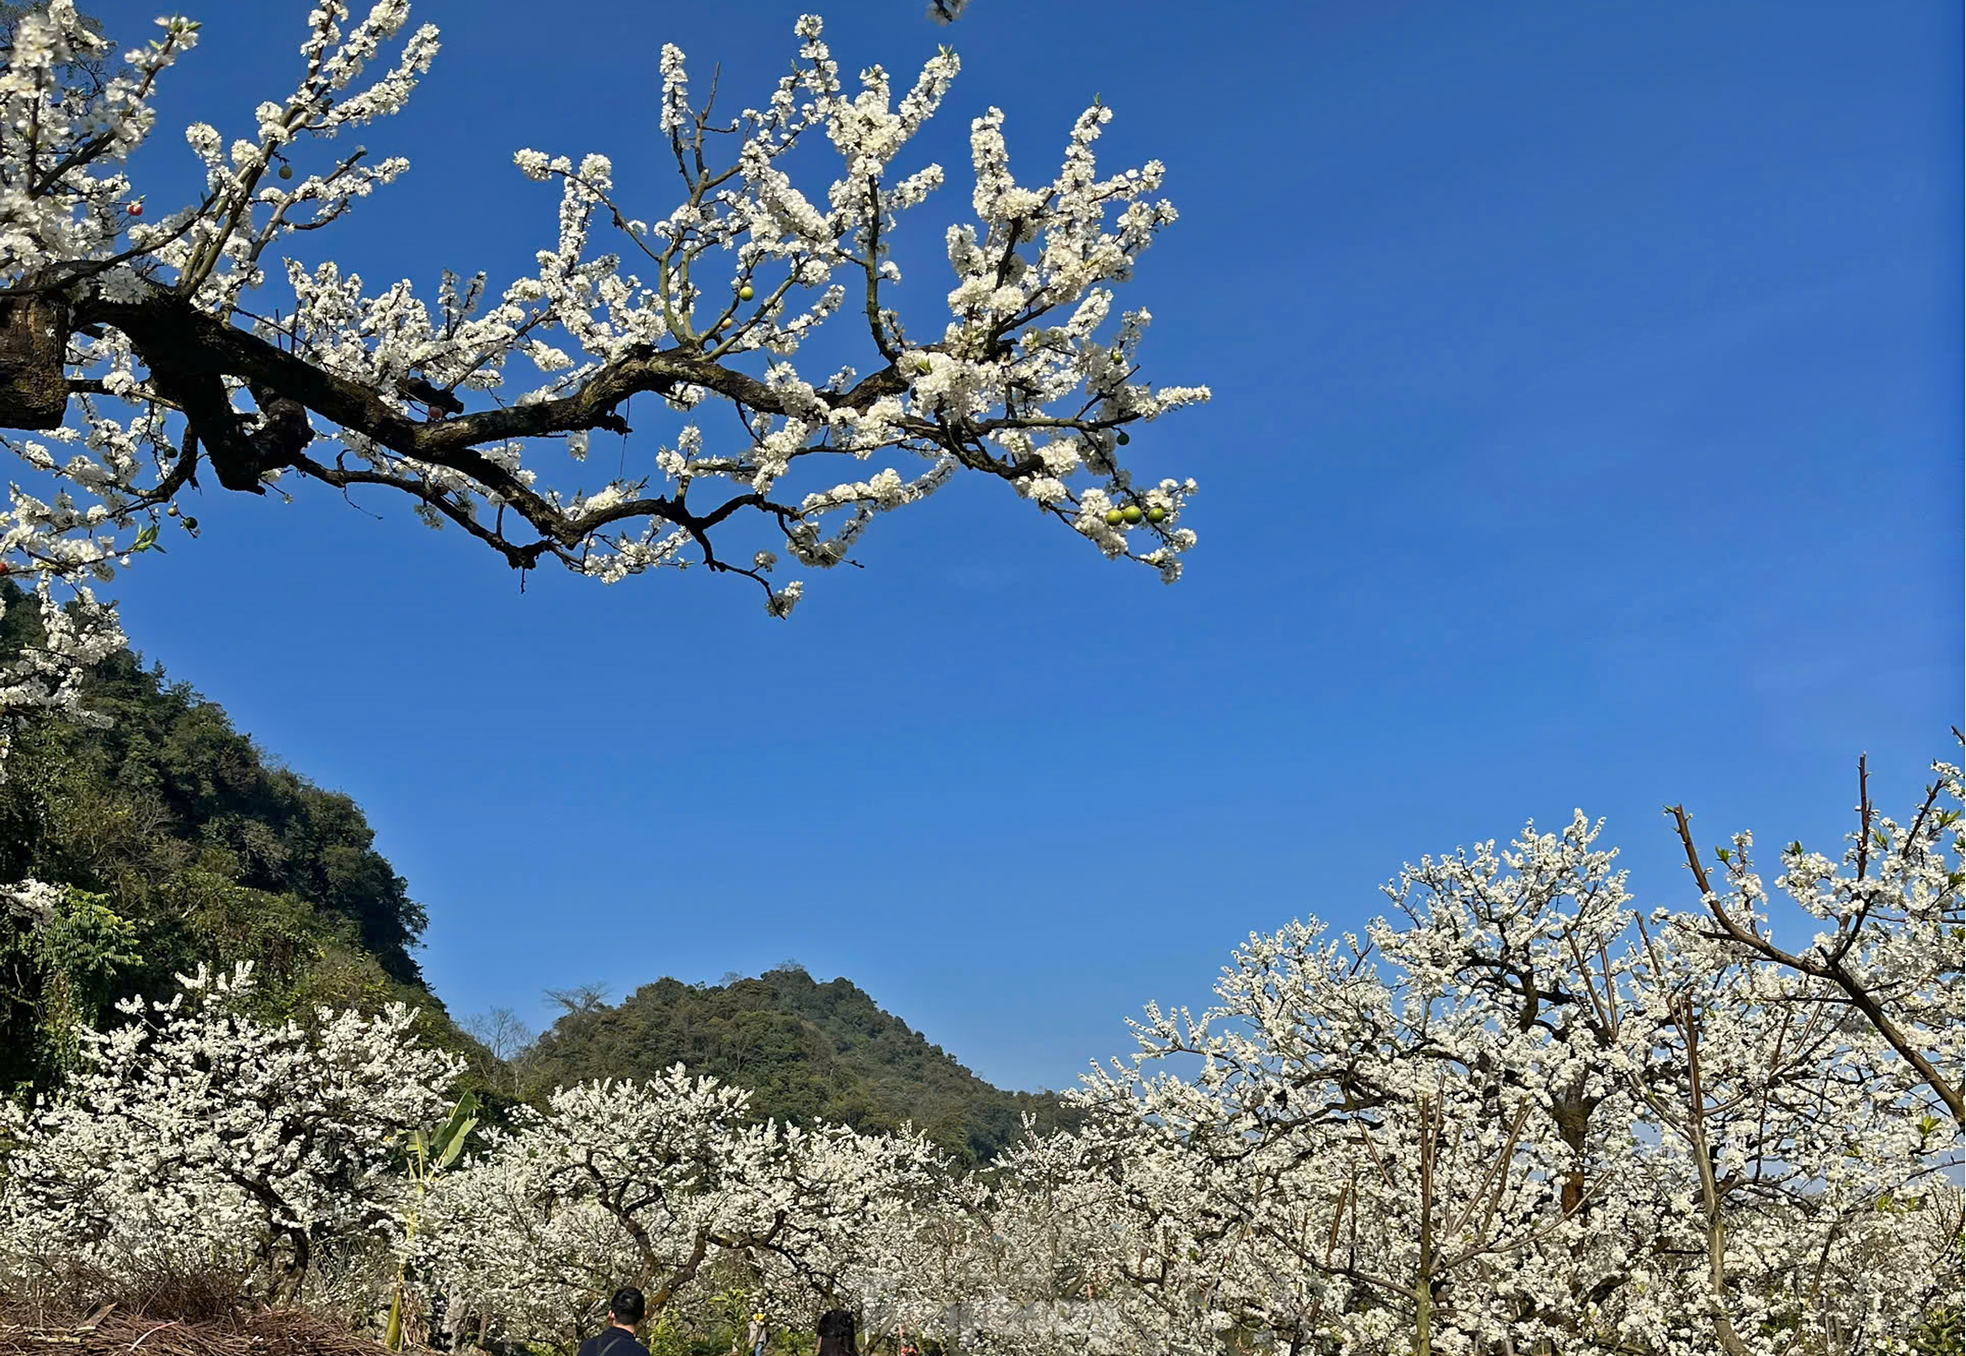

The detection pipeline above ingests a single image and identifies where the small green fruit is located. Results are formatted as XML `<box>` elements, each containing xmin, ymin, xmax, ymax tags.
<box><xmin>181</xmin><ymin>516</ymin><xmax>198</xmax><ymax>530</ymax></box>
<box><xmin>738</xmin><ymin>284</ymin><xmax>755</xmax><ymax>301</ymax></box>
<box><xmin>278</xmin><ymin>163</ymin><xmax>294</xmax><ymax>180</ymax></box>
<box><xmin>1146</xmin><ymin>506</ymin><xmax>1166</xmax><ymax>523</ymax></box>
<box><xmin>1104</xmin><ymin>508</ymin><xmax>1125</xmax><ymax>526</ymax></box>
<box><xmin>1121</xmin><ymin>505</ymin><xmax>1144</xmax><ymax>524</ymax></box>
<box><xmin>1115</xmin><ymin>431</ymin><xmax>1130</xmax><ymax>445</ymax></box>
<box><xmin>166</xmin><ymin>505</ymin><xmax>179</xmax><ymax>517</ymax></box>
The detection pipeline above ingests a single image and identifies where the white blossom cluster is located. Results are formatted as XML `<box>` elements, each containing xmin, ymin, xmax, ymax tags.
<box><xmin>0</xmin><ymin>961</ymin><xmax>461</xmax><ymax>1303</ymax></box>
<box><xmin>1056</xmin><ymin>762</ymin><xmax>1965</xmax><ymax>1356</ymax></box>
<box><xmin>0</xmin><ymin>1</ymin><xmax>1210</xmax><ymax>778</ymax></box>
<box><xmin>1</xmin><ymin>759</ymin><xmax>1956</xmax><ymax>1355</ymax></box>
<box><xmin>413</xmin><ymin>1066</ymin><xmax>944</xmax><ymax>1341</ymax></box>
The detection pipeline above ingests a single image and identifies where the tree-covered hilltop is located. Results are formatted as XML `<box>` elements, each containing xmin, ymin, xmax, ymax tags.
<box><xmin>524</xmin><ymin>965</ymin><xmax>1084</xmax><ymax>1164</ymax></box>
<box><xmin>0</xmin><ymin>579</ymin><xmax>480</xmax><ymax>1098</ymax></box>
<box><xmin>0</xmin><ymin>583</ymin><xmax>1077</xmax><ymax>1157</ymax></box>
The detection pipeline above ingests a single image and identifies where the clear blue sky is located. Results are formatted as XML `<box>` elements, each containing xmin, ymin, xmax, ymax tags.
<box><xmin>72</xmin><ymin>0</ymin><xmax>1961</xmax><ymax>1091</ymax></box>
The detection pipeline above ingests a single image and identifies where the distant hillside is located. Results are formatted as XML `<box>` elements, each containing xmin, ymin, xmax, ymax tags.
<box><xmin>525</xmin><ymin>965</ymin><xmax>1084</xmax><ymax>1164</ymax></box>
<box><xmin>0</xmin><ymin>587</ymin><xmax>1079</xmax><ymax>1153</ymax></box>
<box><xmin>0</xmin><ymin>580</ymin><xmax>485</xmax><ymax>1098</ymax></box>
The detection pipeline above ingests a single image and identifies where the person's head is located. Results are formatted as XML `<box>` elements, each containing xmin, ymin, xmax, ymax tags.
<box><xmin>608</xmin><ymin>1287</ymin><xmax>646</xmax><ymax>1329</ymax></box>
<box><xmin>815</xmin><ymin>1309</ymin><xmax>857</xmax><ymax>1356</ymax></box>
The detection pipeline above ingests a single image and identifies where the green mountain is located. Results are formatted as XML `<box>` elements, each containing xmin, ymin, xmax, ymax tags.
<box><xmin>0</xmin><ymin>580</ymin><xmax>479</xmax><ymax>1097</ymax></box>
<box><xmin>0</xmin><ymin>584</ymin><xmax>1076</xmax><ymax>1155</ymax></box>
<box><xmin>524</xmin><ymin>966</ymin><xmax>1084</xmax><ymax>1164</ymax></box>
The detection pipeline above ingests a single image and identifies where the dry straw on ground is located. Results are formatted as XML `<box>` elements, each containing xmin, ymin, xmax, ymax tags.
<box><xmin>0</xmin><ymin>1306</ymin><xmax>435</xmax><ymax>1356</ymax></box>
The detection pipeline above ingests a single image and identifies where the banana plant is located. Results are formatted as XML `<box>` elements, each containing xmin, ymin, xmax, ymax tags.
<box><xmin>385</xmin><ymin>1091</ymin><xmax>480</xmax><ymax>1350</ymax></box>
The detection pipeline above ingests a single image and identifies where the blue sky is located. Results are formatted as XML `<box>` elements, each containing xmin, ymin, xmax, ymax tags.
<box><xmin>67</xmin><ymin>0</ymin><xmax>1962</xmax><ymax>1091</ymax></box>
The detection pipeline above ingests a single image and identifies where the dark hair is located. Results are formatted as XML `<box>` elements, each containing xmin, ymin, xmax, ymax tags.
<box><xmin>609</xmin><ymin>1288</ymin><xmax>646</xmax><ymax>1325</ymax></box>
<box><xmin>816</xmin><ymin>1310</ymin><xmax>857</xmax><ymax>1356</ymax></box>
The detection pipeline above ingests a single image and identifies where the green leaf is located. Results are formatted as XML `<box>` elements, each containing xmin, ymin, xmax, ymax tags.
<box><xmin>434</xmin><ymin>1090</ymin><xmax>481</xmax><ymax>1169</ymax></box>
<box><xmin>438</xmin><ymin>1119</ymin><xmax>478</xmax><ymax>1169</ymax></box>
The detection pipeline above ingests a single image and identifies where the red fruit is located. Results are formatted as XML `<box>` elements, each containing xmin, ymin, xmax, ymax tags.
<box><xmin>126</xmin><ymin>202</ymin><xmax>143</xmax><ymax>218</ymax></box>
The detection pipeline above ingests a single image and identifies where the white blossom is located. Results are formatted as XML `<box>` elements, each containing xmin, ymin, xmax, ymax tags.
<box><xmin>0</xmin><ymin>7</ymin><xmax>1210</xmax><ymax>777</ymax></box>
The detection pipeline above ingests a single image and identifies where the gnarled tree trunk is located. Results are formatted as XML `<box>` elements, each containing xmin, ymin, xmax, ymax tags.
<box><xmin>0</xmin><ymin>276</ymin><xmax>72</xmax><ymax>430</ymax></box>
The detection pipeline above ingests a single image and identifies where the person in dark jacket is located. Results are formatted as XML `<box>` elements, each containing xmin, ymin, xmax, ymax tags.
<box><xmin>815</xmin><ymin>1310</ymin><xmax>856</xmax><ymax>1356</ymax></box>
<box><xmin>578</xmin><ymin>1288</ymin><xmax>651</xmax><ymax>1356</ymax></box>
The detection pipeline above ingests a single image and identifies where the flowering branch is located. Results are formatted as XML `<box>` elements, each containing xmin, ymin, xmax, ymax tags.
<box><xmin>0</xmin><ymin>1</ymin><xmax>1209</xmax><ymax>770</ymax></box>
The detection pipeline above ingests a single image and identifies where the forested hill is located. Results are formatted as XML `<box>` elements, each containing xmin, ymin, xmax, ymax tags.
<box><xmin>525</xmin><ymin>966</ymin><xmax>1085</xmax><ymax>1164</ymax></box>
<box><xmin>0</xmin><ymin>585</ymin><xmax>1076</xmax><ymax>1156</ymax></box>
<box><xmin>0</xmin><ymin>579</ymin><xmax>480</xmax><ymax>1097</ymax></box>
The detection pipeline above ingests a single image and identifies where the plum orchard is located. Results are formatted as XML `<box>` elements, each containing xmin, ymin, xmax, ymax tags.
<box><xmin>2</xmin><ymin>750</ymin><xmax>1959</xmax><ymax>1356</ymax></box>
<box><xmin>0</xmin><ymin>1</ymin><xmax>1206</xmax><ymax>762</ymax></box>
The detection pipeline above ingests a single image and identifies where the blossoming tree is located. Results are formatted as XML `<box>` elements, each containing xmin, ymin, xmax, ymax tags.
<box><xmin>0</xmin><ymin>0</ymin><xmax>1207</xmax><ymax>761</ymax></box>
<box><xmin>0</xmin><ymin>961</ymin><xmax>461</xmax><ymax>1306</ymax></box>
<box><xmin>1069</xmin><ymin>752</ymin><xmax>1964</xmax><ymax>1355</ymax></box>
<box><xmin>863</xmin><ymin>1123</ymin><xmax>1225</xmax><ymax>1356</ymax></box>
<box><xmin>414</xmin><ymin>1068</ymin><xmax>945</xmax><ymax>1344</ymax></box>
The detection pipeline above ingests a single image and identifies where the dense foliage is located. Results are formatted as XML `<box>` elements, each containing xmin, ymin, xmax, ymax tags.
<box><xmin>0</xmin><ymin>577</ymin><xmax>460</xmax><ymax>1096</ymax></box>
<box><xmin>526</xmin><ymin>968</ymin><xmax>1084</xmax><ymax>1165</ymax></box>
